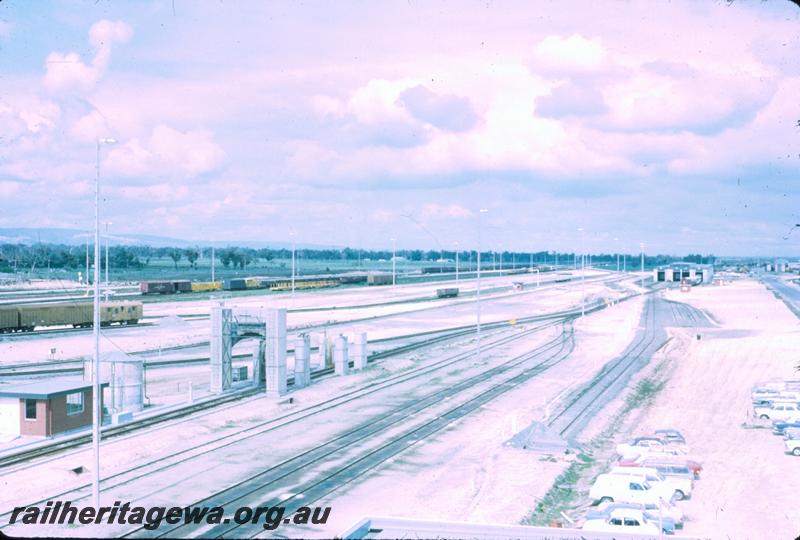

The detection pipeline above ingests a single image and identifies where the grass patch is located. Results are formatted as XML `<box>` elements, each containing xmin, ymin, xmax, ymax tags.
<box><xmin>523</xmin><ymin>359</ymin><xmax>673</xmax><ymax>526</ymax></box>
<box><xmin>523</xmin><ymin>453</ymin><xmax>594</xmax><ymax>526</ymax></box>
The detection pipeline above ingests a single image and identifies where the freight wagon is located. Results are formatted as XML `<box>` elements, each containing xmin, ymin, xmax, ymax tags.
<box><xmin>190</xmin><ymin>281</ymin><xmax>223</xmax><ymax>292</ymax></box>
<box><xmin>436</xmin><ymin>288</ymin><xmax>459</xmax><ymax>298</ymax></box>
<box><xmin>367</xmin><ymin>273</ymin><xmax>394</xmax><ymax>286</ymax></box>
<box><xmin>421</xmin><ymin>266</ymin><xmax>456</xmax><ymax>274</ymax></box>
<box><xmin>140</xmin><ymin>280</ymin><xmax>193</xmax><ymax>294</ymax></box>
<box><xmin>337</xmin><ymin>274</ymin><xmax>368</xmax><ymax>284</ymax></box>
<box><xmin>223</xmin><ymin>278</ymin><xmax>249</xmax><ymax>291</ymax></box>
<box><xmin>0</xmin><ymin>301</ymin><xmax>143</xmax><ymax>333</ymax></box>
<box><xmin>268</xmin><ymin>278</ymin><xmax>340</xmax><ymax>291</ymax></box>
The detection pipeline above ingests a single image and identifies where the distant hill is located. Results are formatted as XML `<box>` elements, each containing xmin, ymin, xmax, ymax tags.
<box><xmin>0</xmin><ymin>228</ymin><xmax>339</xmax><ymax>250</ymax></box>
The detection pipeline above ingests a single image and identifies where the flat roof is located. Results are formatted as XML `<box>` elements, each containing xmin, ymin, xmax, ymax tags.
<box><xmin>0</xmin><ymin>380</ymin><xmax>108</xmax><ymax>399</ymax></box>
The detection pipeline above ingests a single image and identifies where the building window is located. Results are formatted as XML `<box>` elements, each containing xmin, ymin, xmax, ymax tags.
<box><xmin>25</xmin><ymin>399</ymin><xmax>37</xmax><ymax>420</ymax></box>
<box><xmin>66</xmin><ymin>392</ymin><xmax>84</xmax><ymax>415</ymax></box>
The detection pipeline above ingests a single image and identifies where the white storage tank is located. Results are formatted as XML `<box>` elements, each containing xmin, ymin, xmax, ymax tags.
<box><xmin>85</xmin><ymin>351</ymin><xmax>144</xmax><ymax>413</ymax></box>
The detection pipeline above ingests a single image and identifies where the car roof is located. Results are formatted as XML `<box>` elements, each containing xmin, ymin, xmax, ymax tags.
<box><xmin>608</xmin><ymin>508</ymin><xmax>645</xmax><ymax>519</ymax></box>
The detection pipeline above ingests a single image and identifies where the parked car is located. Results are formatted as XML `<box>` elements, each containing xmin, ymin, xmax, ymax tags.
<box><xmin>589</xmin><ymin>473</ymin><xmax>675</xmax><ymax>505</ymax></box>
<box><xmin>618</xmin><ymin>456</ymin><xmax>703</xmax><ymax>479</ymax></box>
<box><xmin>632</xmin><ymin>459</ymin><xmax>696</xmax><ymax>482</ymax></box>
<box><xmin>653</xmin><ymin>429</ymin><xmax>686</xmax><ymax>444</ymax></box>
<box><xmin>773</xmin><ymin>419</ymin><xmax>800</xmax><ymax>435</ymax></box>
<box><xmin>754</xmin><ymin>402</ymin><xmax>800</xmax><ymax>421</ymax></box>
<box><xmin>751</xmin><ymin>387</ymin><xmax>782</xmax><ymax>402</ymax></box>
<box><xmin>785</xmin><ymin>439</ymin><xmax>800</xmax><ymax>456</ymax></box>
<box><xmin>582</xmin><ymin>508</ymin><xmax>660</xmax><ymax>534</ymax></box>
<box><xmin>585</xmin><ymin>502</ymin><xmax>678</xmax><ymax>534</ymax></box>
<box><xmin>608</xmin><ymin>466</ymin><xmax>692</xmax><ymax>500</ymax></box>
<box><xmin>616</xmin><ymin>437</ymin><xmax>689</xmax><ymax>458</ymax></box>
<box><xmin>783</xmin><ymin>427</ymin><xmax>800</xmax><ymax>440</ymax></box>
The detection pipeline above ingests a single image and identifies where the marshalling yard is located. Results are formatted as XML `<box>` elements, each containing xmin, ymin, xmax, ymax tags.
<box><xmin>1</xmin><ymin>266</ymin><xmax>799</xmax><ymax>539</ymax></box>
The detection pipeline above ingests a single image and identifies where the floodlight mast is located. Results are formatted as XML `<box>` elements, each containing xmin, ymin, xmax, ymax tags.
<box><xmin>93</xmin><ymin>137</ymin><xmax>116</xmax><ymax>508</ymax></box>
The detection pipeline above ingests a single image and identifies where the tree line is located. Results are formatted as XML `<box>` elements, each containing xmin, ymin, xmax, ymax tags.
<box><xmin>0</xmin><ymin>243</ymin><xmax>714</xmax><ymax>274</ymax></box>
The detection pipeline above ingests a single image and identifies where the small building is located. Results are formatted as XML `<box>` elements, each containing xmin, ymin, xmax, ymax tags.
<box><xmin>653</xmin><ymin>262</ymin><xmax>714</xmax><ymax>284</ymax></box>
<box><xmin>0</xmin><ymin>380</ymin><xmax>107</xmax><ymax>438</ymax></box>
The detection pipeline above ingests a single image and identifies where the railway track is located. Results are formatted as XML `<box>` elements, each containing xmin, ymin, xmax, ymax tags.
<box><xmin>0</xmin><ymin>272</ymin><xmax>623</xmax><ymax>343</ymax></box>
<box><xmin>548</xmin><ymin>296</ymin><xmax>658</xmax><ymax>441</ymax></box>
<box><xmin>0</xmin><ymin>296</ymin><xmax>621</xmax><ymax>474</ymax></box>
<box><xmin>0</xmin><ymin>293</ymin><xmax>616</xmax><ymax>379</ymax></box>
<box><xmin>1</xmin><ymin>286</ymin><xmax>649</xmax><ymax>538</ymax></box>
<box><xmin>121</xmin><ymin>322</ymin><xmax>577</xmax><ymax>538</ymax></box>
<box><xmin>0</xmin><ymin>318</ymin><xmax>568</xmax><ymax>531</ymax></box>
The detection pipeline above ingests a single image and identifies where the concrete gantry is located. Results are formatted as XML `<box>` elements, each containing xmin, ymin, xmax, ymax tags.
<box><xmin>210</xmin><ymin>305</ymin><xmax>288</xmax><ymax>397</ymax></box>
<box><xmin>265</xmin><ymin>308</ymin><xmax>288</xmax><ymax>397</ymax></box>
<box><xmin>352</xmin><ymin>332</ymin><xmax>368</xmax><ymax>370</ymax></box>
<box><xmin>334</xmin><ymin>335</ymin><xmax>349</xmax><ymax>376</ymax></box>
<box><xmin>319</xmin><ymin>331</ymin><xmax>332</xmax><ymax>370</ymax></box>
<box><xmin>210</xmin><ymin>306</ymin><xmax>234</xmax><ymax>393</ymax></box>
<box><xmin>294</xmin><ymin>334</ymin><xmax>311</xmax><ymax>388</ymax></box>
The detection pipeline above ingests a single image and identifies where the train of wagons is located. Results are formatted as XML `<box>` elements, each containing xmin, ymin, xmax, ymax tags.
<box><xmin>139</xmin><ymin>274</ymin><xmax>377</xmax><ymax>295</ymax></box>
<box><xmin>0</xmin><ymin>300</ymin><xmax>144</xmax><ymax>333</ymax></box>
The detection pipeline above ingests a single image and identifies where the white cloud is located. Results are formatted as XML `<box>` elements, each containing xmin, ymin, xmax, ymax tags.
<box><xmin>419</xmin><ymin>203</ymin><xmax>473</xmax><ymax>220</ymax></box>
<box><xmin>44</xmin><ymin>19</ymin><xmax>132</xmax><ymax>93</ymax></box>
<box><xmin>70</xmin><ymin>111</ymin><xmax>110</xmax><ymax>142</ymax></box>
<box><xmin>105</xmin><ymin>125</ymin><xmax>227</xmax><ymax>179</ymax></box>
<box><xmin>532</xmin><ymin>34</ymin><xmax>609</xmax><ymax>74</ymax></box>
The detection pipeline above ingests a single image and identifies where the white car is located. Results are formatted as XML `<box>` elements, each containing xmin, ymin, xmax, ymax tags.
<box><xmin>589</xmin><ymin>473</ymin><xmax>675</xmax><ymax>505</ymax></box>
<box><xmin>582</xmin><ymin>508</ymin><xmax>660</xmax><ymax>535</ymax></box>
<box><xmin>754</xmin><ymin>402</ymin><xmax>800</xmax><ymax>421</ymax></box>
<box><xmin>616</xmin><ymin>438</ymin><xmax>689</xmax><ymax>459</ymax></box>
<box><xmin>785</xmin><ymin>439</ymin><xmax>800</xmax><ymax>456</ymax></box>
<box><xmin>608</xmin><ymin>466</ymin><xmax>692</xmax><ymax>500</ymax></box>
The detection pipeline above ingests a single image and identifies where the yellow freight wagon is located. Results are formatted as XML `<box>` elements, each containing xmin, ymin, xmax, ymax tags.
<box><xmin>190</xmin><ymin>281</ymin><xmax>223</xmax><ymax>292</ymax></box>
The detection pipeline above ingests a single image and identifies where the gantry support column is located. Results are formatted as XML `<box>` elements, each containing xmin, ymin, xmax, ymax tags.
<box><xmin>252</xmin><ymin>339</ymin><xmax>265</xmax><ymax>387</ymax></box>
<box><xmin>352</xmin><ymin>332</ymin><xmax>368</xmax><ymax>370</ymax></box>
<box><xmin>294</xmin><ymin>333</ymin><xmax>311</xmax><ymax>388</ymax></box>
<box><xmin>265</xmin><ymin>308</ymin><xmax>287</xmax><ymax>397</ymax></box>
<box><xmin>210</xmin><ymin>306</ymin><xmax>234</xmax><ymax>394</ymax></box>
<box><xmin>334</xmin><ymin>335</ymin><xmax>349</xmax><ymax>376</ymax></box>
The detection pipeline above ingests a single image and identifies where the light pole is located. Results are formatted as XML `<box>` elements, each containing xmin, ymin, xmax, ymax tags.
<box><xmin>578</xmin><ymin>227</ymin><xmax>585</xmax><ymax>317</ymax></box>
<box><xmin>477</xmin><ymin>209</ymin><xmax>488</xmax><ymax>362</ymax></box>
<box><xmin>85</xmin><ymin>237</ymin><xmax>89</xmax><ymax>287</ymax></box>
<box><xmin>614</xmin><ymin>237</ymin><xmax>620</xmax><ymax>272</ymax></box>
<box><xmin>640</xmin><ymin>242</ymin><xmax>645</xmax><ymax>289</ymax></box>
<box><xmin>93</xmin><ymin>137</ymin><xmax>116</xmax><ymax>508</ymax></box>
<box><xmin>104</xmin><ymin>221</ymin><xmax>112</xmax><ymax>291</ymax></box>
<box><xmin>391</xmin><ymin>237</ymin><xmax>397</xmax><ymax>288</ymax></box>
<box><xmin>211</xmin><ymin>243</ymin><xmax>215</xmax><ymax>282</ymax></box>
<box><xmin>290</xmin><ymin>231</ymin><xmax>296</xmax><ymax>302</ymax></box>
<box><xmin>454</xmin><ymin>242</ymin><xmax>459</xmax><ymax>283</ymax></box>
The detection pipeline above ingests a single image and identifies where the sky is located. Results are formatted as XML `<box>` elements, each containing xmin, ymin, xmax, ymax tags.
<box><xmin>1</xmin><ymin>1</ymin><xmax>799</xmax><ymax>256</ymax></box>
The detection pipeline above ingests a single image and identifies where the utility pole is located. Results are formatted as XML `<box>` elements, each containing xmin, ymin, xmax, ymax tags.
<box><xmin>211</xmin><ymin>244</ymin><xmax>215</xmax><ymax>282</ymax></box>
<box><xmin>391</xmin><ymin>238</ymin><xmax>397</xmax><ymax>288</ymax></box>
<box><xmin>93</xmin><ymin>137</ymin><xmax>117</xmax><ymax>509</ymax></box>
<box><xmin>454</xmin><ymin>242</ymin><xmax>459</xmax><ymax>283</ymax></box>
<box><xmin>640</xmin><ymin>242</ymin><xmax>645</xmax><ymax>289</ymax></box>
<box><xmin>104</xmin><ymin>222</ymin><xmax>112</xmax><ymax>293</ymax></box>
<box><xmin>477</xmin><ymin>209</ymin><xmax>488</xmax><ymax>362</ymax></box>
<box><xmin>578</xmin><ymin>228</ymin><xmax>585</xmax><ymax>317</ymax></box>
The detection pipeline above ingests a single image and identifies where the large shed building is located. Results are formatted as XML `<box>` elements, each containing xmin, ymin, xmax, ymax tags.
<box><xmin>0</xmin><ymin>380</ymin><xmax>107</xmax><ymax>438</ymax></box>
<box><xmin>653</xmin><ymin>262</ymin><xmax>714</xmax><ymax>284</ymax></box>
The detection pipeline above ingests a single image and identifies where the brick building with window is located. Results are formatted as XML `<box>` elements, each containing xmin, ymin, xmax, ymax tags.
<box><xmin>0</xmin><ymin>380</ymin><xmax>107</xmax><ymax>438</ymax></box>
